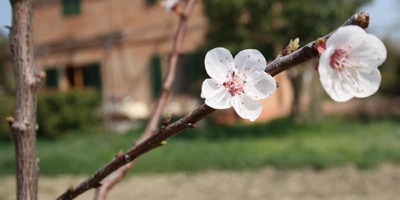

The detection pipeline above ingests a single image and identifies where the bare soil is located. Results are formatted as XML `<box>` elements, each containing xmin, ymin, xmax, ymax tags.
<box><xmin>1</xmin><ymin>163</ymin><xmax>400</xmax><ymax>200</ymax></box>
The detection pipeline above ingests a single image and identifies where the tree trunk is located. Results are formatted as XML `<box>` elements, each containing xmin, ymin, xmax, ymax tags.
<box><xmin>288</xmin><ymin>62</ymin><xmax>324</xmax><ymax>123</ymax></box>
<box><xmin>306</xmin><ymin>64</ymin><xmax>324</xmax><ymax>122</ymax></box>
<box><xmin>288</xmin><ymin>67</ymin><xmax>304</xmax><ymax>123</ymax></box>
<box><xmin>9</xmin><ymin>0</ymin><xmax>40</xmax><ymax>199</ymax></box>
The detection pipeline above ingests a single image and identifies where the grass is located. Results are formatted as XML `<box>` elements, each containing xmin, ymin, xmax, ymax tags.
<box><xmin>0</xmin><ymin>117</ymin><xmax>400</xmax><ymax>176</ymax></box>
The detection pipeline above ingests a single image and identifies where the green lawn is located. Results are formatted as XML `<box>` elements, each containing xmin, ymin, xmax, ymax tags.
<box><xmin>0</xmin><ymin>117</ymin><xmax>400</xmax><ymax>176</ymax></box>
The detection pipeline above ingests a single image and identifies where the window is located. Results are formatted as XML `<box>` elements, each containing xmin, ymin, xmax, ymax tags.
<box><xmin>45</xmin><ymin>68</ymin><xmax>59</xmax><ymax>88</ymax></box>
<box><xmin>62</xmin><ymin>0</ymin><xmax>81</xmax><ymax>16</ymax></box>
<box><xmin>66</xmin><ymin>63</ymin><xmax>101</xmax><ymax>89</ymax></box>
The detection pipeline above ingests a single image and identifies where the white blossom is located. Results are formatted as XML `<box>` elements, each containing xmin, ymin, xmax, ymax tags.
<box><xmin>201</xmin><ymin>48</ymin><xmax>276</xmax><ymax>121</ymax></box>
<box><xmin>161</xmin><ymin>0</ymin><xmax>179</xmax><ymax>12</ymax></box>
<box><xmin>318</xmin><ymin>25</ymin><xmax>387</xmax><ymax>102</ymax></box>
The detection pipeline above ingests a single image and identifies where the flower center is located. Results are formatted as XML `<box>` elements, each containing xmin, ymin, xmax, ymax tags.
<box><xmin>330</xmin><ymin>48</ymin><xmax>348</xmax><ymax>71</ymax></box>
<box><xmin>223</xmin><ymin>72</ymin><xmax>246</xmax><ymax>96</ymax></box>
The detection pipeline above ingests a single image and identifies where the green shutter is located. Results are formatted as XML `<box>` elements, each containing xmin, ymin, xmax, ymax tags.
<box><xmin>83</xmin><ymin>63</ymin><xmax>101</xmax><ymax>87</ymax></box>
<box><xmin>62</xmin><ymin>0</ymin><xmax>81</xmax><ymax>16</ymax></box>
<box><xmin>45</xmin><ymin>68</ymin><xmax>59</xmax><ymax>88</ymax></box>
<box><xmin>150</xmin><ymin>55</ymin><xmax>162</xmax><ymax>98</ymax></box>
<box><xmin>146</xmin><ymin>0</ymin><xmax>157</xmax><ymax>6</ymax></box>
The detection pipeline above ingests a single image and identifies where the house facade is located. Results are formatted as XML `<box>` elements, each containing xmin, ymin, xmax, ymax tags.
<box><xmin>32</xmin><ymin>0</ymin><xmax>294</xmax><ymax>122</ymax></box>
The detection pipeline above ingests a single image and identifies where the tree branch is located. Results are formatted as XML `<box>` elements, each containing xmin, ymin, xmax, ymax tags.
<box><xmin>56</xmin><ymin>11</ymin><xmax>369</xmax><ymax>200</ymax></box>
<box><xmin>9</xmin><ymin>0</ymin><xmax>42</xmax><ymax>200</ymax></box>
<box><xmin>93</xmin><ymin>1</ymin><xmax>197</xmax><ymax>199</ymax></box>
<box><xmin>266</xmin><ymin>11</ymin><xmax>369</xmax><ymax>76</ymax></box>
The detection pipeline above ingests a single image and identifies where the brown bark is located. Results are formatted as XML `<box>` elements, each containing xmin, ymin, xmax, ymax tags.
<box><xmin>56</xmin><ymin>11</ymin><xmax>369</xmax><ymax>200</ymax></box>
<box><xmin>9</xmin><ymin>0</ymin><xmax>40</xmax><ymax>200</ymax></box>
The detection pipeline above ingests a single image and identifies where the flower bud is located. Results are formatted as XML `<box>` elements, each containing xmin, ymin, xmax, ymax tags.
<box><xmin>283</xmin><ymin>38</ymin><xmax>300</xmax><ymax>55</ymax></box>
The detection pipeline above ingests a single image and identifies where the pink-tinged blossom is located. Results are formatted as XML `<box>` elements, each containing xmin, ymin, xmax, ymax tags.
<box><xmin>201</xmin><ymin>48</ymin><xmax>276</xmax><ymax>121</ymax></box>
<box><xmin>161</xmin><ymin>0</ymin><xmax>179</xmax><ymax>12</ymax></box>
<box><xmin>317</xmin><ymin>25</ymin><xmax>387</xmax><ymax>102</ymax></box>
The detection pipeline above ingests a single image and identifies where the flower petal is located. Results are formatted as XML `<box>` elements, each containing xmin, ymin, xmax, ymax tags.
<box><xmin>164</xmin><ymin>0</ymin><xmax>179</xmax><ymax>12</ymax></box>
<box><xmin>327</xmin><ymin>25</ymin><xmax>366</xmax><ymax>49</ymax></box>
<box><xmin>231</xmin><ymin>94</ymin><xmax>263</xmax><ymax>122</ymax></box>
<box><xmin>205</xmin><ymin>48</ymin><xmax>234</xmax><ymax>83</ymax></box>
<box><xmin>233</xmin><ymin>49</ymin><xmax>266</xmax><ymax>76</ymax></box>
<box><xmin>353</xmin><ymin>69</ymin><xmax>381</xmax><ymax>98</ymax></box>
<box><xmin>244</xmin><ymin>71</ymin><xmax>276</xmax><ymax>100</ymax></box>
<box><xmin>318</xmin><ymin>46</ymin><xmax>336</xmax><ymax>79</ymax></box>
<box><xmin>201</xmin><ymin>78</ymin><xmax>232</xmax><ymax>109</ymax></box>
<box><xmin>320</xmin><ymin>69</ymin><xmax>354</xmax><ymax>102</ymax></box>
<box><xmin>347</xmin><ymin>34</ymin><xmax>387</xmax><ymax>70</ymax></box>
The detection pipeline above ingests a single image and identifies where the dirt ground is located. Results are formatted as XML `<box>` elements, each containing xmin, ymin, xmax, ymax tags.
<box><xmin>1</xmin><ymin>163</ymin><xmax>400</xmax><ymax>200</ymax></box>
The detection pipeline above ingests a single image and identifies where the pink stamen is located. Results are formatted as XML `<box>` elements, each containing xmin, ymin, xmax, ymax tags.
<box><xmin>223</xmin><ymin>73</ymin><xmax>245</xmax><ymax>96</ymax></box>
<box><xmin>330</xmin><ymin>48</ymin><xmax>348</xmax><ymax>71</ymax></box>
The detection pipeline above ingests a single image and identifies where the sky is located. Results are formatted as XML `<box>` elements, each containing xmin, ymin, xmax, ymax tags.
<box><xmin>0</xmin><ymin>0</ymin><xmax>11</xmax><ymax>35</ymax></box>
<box><xmin>0</xmin><ymin>0</ymin><xmax>399</xmax><ymax>40</ymax></box>
<box><xmin>359</xmin><ymin>0</ymin><xmax>400</xmax><ymax>42</ymax></box>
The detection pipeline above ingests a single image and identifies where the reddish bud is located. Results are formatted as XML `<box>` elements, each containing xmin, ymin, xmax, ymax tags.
<box><xmin>163</xmin><ymin>112</ymin><xmax>173</xmax><ymax>127</ymax></box>
<box><xmin>39</xmin><ymin>71</ymin><xmax>47</xmax><ymax>79</ymax></box>
<box><xmin>314</xmin><ymin>38</ymin><xmax>326</xmax><ymax>55</ymax></box>
<box><xmin>187</xmin><ymin>123</ymin><xmax>196</xmax><ymax>128</ymax></box>
<box><xmin>116</xmin><ymin>149</ymin><xmax>123</xmax><ymax>157</ymax></box>
<box><xmin>357</xmin><ymin>11</ymin><xmax>370</xmax><ymax>29</ymax></box>
<box><xmin>6</xmin><ymin>116</ymin><xmax>14</xmax><ymax>126</ymax></box>
<box><xmin>317</xmin><ymin>42</ymin><xmax>326</xmax><ymax>55</ymax></box>
<box><xmin>283</xmin><ymin>38</ymin><xmax>300</xmax><ymax>56</ymax></box>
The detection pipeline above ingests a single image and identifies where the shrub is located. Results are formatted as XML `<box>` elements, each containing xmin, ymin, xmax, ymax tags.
<box><xmin>37</xmin><ymin>90</ymin><xmax>101</xmax><ymax>138</ymax></box>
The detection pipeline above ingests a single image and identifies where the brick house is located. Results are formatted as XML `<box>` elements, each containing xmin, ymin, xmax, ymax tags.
<box><xmin>31</xmin><ymin>0</ymin><xmax>293</xmax><ymax>123</ymax></box>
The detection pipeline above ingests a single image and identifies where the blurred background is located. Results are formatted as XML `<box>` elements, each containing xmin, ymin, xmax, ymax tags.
<box><xmin>0</xmin><ymin>0</ymin><xmax>400</xmax><ymax>199</ymax></box>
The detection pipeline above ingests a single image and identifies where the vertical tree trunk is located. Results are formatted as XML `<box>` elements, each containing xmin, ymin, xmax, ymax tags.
<box><xmin>306</xmin><ymin>64</ymin><xmax>324</xmax><ymax>122</ymax></box>
<box><xmin>9</xmin><ymin>0</ymin><xmax>39</xmax><ymax>199</ymax></box>
<box><xmin>288</xmin><ymin>67</ymin><xmax>304</xmax><ymax>123</ymax></box>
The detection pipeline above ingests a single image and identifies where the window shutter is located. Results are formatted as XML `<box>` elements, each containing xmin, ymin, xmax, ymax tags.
<box><xmin>62</xmin><ymin>0</ymin><xmax>81</xmax><ymax>16</ymax></box>
<box><xmin>83</xmin><ymin>63</ymin><xmax>101</xmax><ymax>87</ymax></box>
<box><xmin>45</xmin><ymin>68</ymin><xmax>59</xmax><ymax>88</ymax></box>
<box><xmin>150</xmin><ymin>55</ymin><xmax>162</xmax><ymax>98</ymax></box>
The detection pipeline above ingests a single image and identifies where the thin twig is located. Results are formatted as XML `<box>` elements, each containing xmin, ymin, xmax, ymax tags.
<box><xmin>93</xmin><ymin>1</ymin><xmax>197</xmax><ymax>200</ymax></box>
<box><xmin>56</xmin><ymin>11</ymin><xmax>369</xmax><ymax>200</ymax></box>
